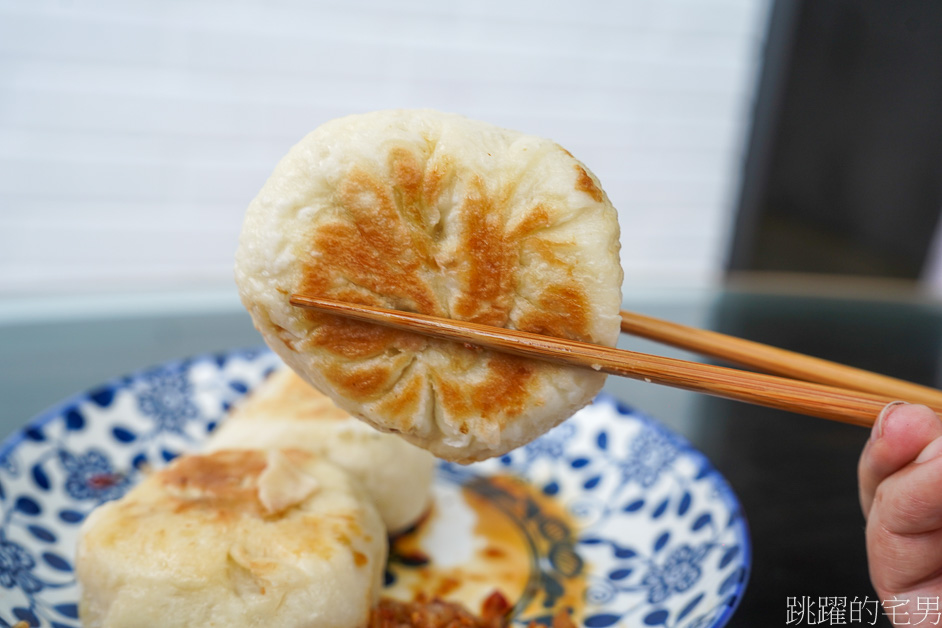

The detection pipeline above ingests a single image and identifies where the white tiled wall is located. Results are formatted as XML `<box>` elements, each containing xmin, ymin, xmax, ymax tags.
<box><xmin>0</xmin><ymin>0</ymin><xmax>771</xmax><ymax>297</ymax></box>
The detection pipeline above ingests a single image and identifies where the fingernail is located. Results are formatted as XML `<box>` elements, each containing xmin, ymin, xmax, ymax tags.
<box><xmin>872</xmin><ymin>401</ymin><xmax>908</xmax><ymax>442</ymax></box>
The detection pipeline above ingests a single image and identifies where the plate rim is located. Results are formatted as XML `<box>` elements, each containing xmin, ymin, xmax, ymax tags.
<box><xmin>593</xmin><ymin>393</ymin><xmax>753</xmax><ymax>628</ymax></box>
<box><xmin>0</xmin><ymin>347</ymin><xmax>751</xmax><ymax>628</ymax></box>
<box><xmin>0</xmin><ymin>346</ymin><xmax>266</xmax><ymax>461</ymax></box>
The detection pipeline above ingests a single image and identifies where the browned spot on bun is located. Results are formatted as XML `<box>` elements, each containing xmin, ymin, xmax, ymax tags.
<box><xmin>435</xmin><ymin>376</ymin><xmax>471</xmax><ymax>421</ymax></box>
<box><xmin>324</xmin><ymin>363</ymin><xmax>394</xmax><ymax>400</ymax></box>
<box><xmin>375</xmin><ymin>372</ymin><xmax>424</xmax><ymax>420</ymax></box>
<box><xmin>436</xmin><ymin>353</ymin><xmax>535</xmax><ymax>426</ymax></box>
<box><xmin>353</xmin><ymin>551</ymin><xmax>368</xmax><ymax>567</ymax></box>
<box><xmin>388</xmin><ymin>147</ymin><xmax>440</xmax><ymax>262</ymax></box>
<box><xmin>308</xmin><ymin>314</ymin><xmax>402</xmax><ymax>360</ymax></box>
<box><xmin>295</xmin><ymin>153</ymin><xmax>448</xmax><ymax>398</ymax></box>
<box><xmin>574</xmin><ymin>165</ymin><xmax>603</xmax><ymax>202</ymax></box>
<box><xmin>325</xmin><ymin>167</ymin><xmax>438</xmax><ymax>312</ymax></box>
<box><xmin>389</xmin><ymin>148</ymin><xmax>424</xmax><ymax>217</ymax></box>
<box><xmin>475</xmin><ymin>354</ymin><xmax>536</xmax><ymax>420</ymax></box>
<box><xmin>451</xmin><ymin>177</ymin><xmax>515</xmax><ymax>328</ymax></box>
<box><xmin>507</xmin><ymin>204</ymin><xmax>553</xmax><ymax>241</ymax></box>
<box><xmin>160</xmin><ymin>450</ymin><xmax>269</xmax><ymax>517</ymax></box>
<box><xmin>519</xmin><ymin>283</ymin><xmax>591</xmax><ymax>342</ymax></box>
<box><xmin>331</xmin><ymin>514</ymin><xmax>364</xmax><ymax>547</ymax></box>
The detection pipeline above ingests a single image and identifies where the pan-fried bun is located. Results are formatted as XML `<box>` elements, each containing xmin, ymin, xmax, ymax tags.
<box><xmin>207</xmin><ymin>366</ymin><xmax>435</xmax><ymax>533</ymax></box>
<box><xmin>76</xmin><ymin>450</ymin><xmax>386</xmax><ymax>628</ymax></box>
<box><xmin>235</xmin><ymin>109</ymin><xmax>623</xmax><ymax>463</ymax></box>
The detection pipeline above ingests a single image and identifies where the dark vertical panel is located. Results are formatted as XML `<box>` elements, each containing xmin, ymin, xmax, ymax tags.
<box><xmin>702</xmin><ymin>292</ymin><xmax>942</xmax><ymax>626</ymax></box>
<box><xmin>729</xmin><ymin>0</ymin><xmax>942</xmax><ymax>278</ymax></box>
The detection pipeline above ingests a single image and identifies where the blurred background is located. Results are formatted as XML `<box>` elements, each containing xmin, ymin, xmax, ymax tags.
<box><xmin>3</xmin><ymin>6</ymin><xmax>942</xmax><ymax>622</ymax></box>
<box><xmin>1</xmin><ymin>0</ymin><xmax>941</xmax><ymax>299</ymax></box>
<box><xmin>1</xmin><ymin>0</ymin><xmax>765</xmax><ymax>299</ymax></box>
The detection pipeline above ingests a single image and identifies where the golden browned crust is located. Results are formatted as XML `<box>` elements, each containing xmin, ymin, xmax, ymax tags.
<box><xmin>235</xmin><ymin>110</ymin><xmax>623</xmax><ymax>461</ymax></box>
<box><xmin>574</xmin><ymin>164</ymin><xmax>604</xmax><ymax>202</ymax></box>
<box><xmin>294</xmin><ymin>145</ymin><xmax>593</xmax><ymax>414</ymax></box>
<box><xmin>96</xmin><ymin>451</ymin><xmax>366</xmax><ymax>558</ymax></box>
<box><xmin>76</xmin><ymin>449</ymin><xmax>387</xmax><ymax>626</ymax></box>
<box><xmin>160</xmin><ymin>450</ymin><xmax>269</xmax><ymax>516</ymax></box>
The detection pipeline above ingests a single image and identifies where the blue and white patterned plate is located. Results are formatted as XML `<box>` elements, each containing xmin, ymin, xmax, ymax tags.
<box><xmin>0</xmin><ymin>348</ymin><xmax>749</xmax><ymax>627</ymax></box>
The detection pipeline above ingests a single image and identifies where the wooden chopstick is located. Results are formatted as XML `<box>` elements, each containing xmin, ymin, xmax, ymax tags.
<box><xmin>289</xmin><ymin>295</ymin><xmax>918</xmax><ymax>428</ymax></box>
<box><xmin>620</xmin><ymin>311</ymin><xmax>942</xmax><ymax>413</ymax></box>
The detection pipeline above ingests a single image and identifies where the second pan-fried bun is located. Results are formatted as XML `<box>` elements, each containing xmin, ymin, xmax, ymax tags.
<box><xmin>207</xmin><ymin>366</ymin><xmax>435</xmax><ymax>533</ymax></box>
<box><xmin>235</xmin><ymin>109</ymin><xmax>623</xmax><ymax>463</ymax></box>
<box><xmin>76</xmin><ymin>450</ymin><xmax>386</xmax><ymax>627</ymax></box>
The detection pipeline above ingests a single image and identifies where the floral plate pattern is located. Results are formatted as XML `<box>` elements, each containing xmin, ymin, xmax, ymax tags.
<box><xmin>0</xmin><ymin>348</ymin><xmax>749</xmax><ymax>627</ymax></box>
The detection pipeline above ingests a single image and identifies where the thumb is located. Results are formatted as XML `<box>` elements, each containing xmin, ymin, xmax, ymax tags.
<box><xmin>858</xmin><ymin>402</ymin><xmax>942</xmax><ymax>518</ymax></box>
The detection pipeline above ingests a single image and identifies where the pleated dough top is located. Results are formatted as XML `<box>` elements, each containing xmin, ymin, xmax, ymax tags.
<box><xmin>236</xmin><ymin>109</ymin><xmax>623</xmax><ymax>463</ymax></box>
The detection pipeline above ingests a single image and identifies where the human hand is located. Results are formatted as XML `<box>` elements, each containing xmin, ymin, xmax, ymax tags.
<box><xmin>859</xmin><ymin>401</ymin><xmax>942</xmax><ymax>625</ymax></box>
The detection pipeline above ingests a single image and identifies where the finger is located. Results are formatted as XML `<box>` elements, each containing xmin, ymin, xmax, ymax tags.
<box><xmin>871</xmin><ymin>437</ymin><xmax>942</xmax><ymax>535</ymax></box>
<box><xmin>869</xmin><ymin>528</ymin><xmax>942</xmax><ymax>602</ymax></box>
<box><xmin>867</xmin><ymin>448</ymin><xmax>942</xmax><ymax>594</ymax></box>
<box><xmin>858</xmin><ymin>402</ymin><xmax>942</xmax><ymax>518</ymax></box>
